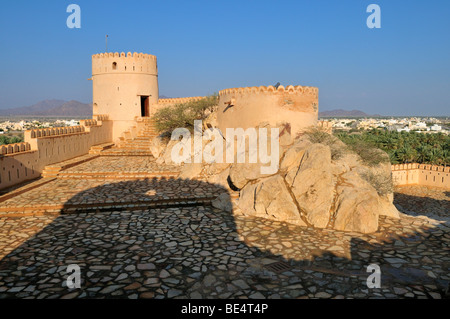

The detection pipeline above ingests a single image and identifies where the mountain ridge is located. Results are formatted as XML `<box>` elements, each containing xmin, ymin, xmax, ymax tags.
<box><xmin>0</xmin><ymin>100</ymin><xmax>92</xmax><ymax>117</ymax></box>
<box><xmin>1</xmin><ymin>100</ymin><xmax>382</xmax><ymax>118</ymax></box>
<box><xmin>319</xmin><ymin>109</ymin><xmax>382</xmax><ymax>118</ymax></box>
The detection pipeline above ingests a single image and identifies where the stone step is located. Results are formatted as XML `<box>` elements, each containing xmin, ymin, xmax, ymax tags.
<box><xmin>42</xmin><ymin>154</ymin><xmax>99</xmax><ymax>178</ymax></box>
<box><xmin>89</xmin><ymin>142</ymin><xmax>115</xmax><ymax>154</ymax></box>
<box><xmin>0</xmin><ymin>196</ymin><xmax>217</xmax><ymax>217</ymax></box>
<box><xmin>99</xmin><ymin>149</ymin><xmax>155</xmax><ymax>156</ymax></box>
<box><xmin>56</xmin><ymin>171</ymin><xmax>180</xmax><ymax>179</ymax></box>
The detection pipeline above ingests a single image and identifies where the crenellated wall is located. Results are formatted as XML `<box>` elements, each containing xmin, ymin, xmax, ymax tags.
<box><xmin>151</xmin><ymin>96</ymin><xmax>206</xmax><ymax>116</ymax></box>
<box><xmin>317</xmin><ymin>120</ymin><xmax>333</xmax><ymax>134</ymax></box>
<box><xmin>392</xmin><ymin>163</ymin><xmax>449</xmax><ymax>189</ymax></box>
<box><xmin>0</xmin><ymin>116</ymin><xmax>113</xmax><ymax>190</ymax></box>
<box><xmin>217</xmin><ymin>85</ymin><xmax>318</xmax><ymax>136</ymax></box>
<box><xmin>92</xmin><ymin>52</ymin><xmax>157</xmax><ymax>75</ymax></box>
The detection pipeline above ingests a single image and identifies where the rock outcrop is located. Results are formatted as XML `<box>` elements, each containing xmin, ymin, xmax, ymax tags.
<box><xmin>231</xmin><ymin>125</ymin><xmax>400</xmax><ymax>233</ymax></box>
<box><xmin>150</xmin><ymin>122</ymin><xmax>400</xmax><ymax>234</ymax></box>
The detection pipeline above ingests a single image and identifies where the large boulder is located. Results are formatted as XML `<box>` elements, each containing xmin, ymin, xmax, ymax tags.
<box><xmin>150</xmin><ymin>136</ymin><xmax>167</xmax><ymax>159</ymax></box>
<box><xmin>279</xmin><ymin>139</ymin><xmax>311</xmax><ymax>173</ymax></box>
<box><xmin>333</xmin><ymin>171</ymin><xmax>380</xmax><ymax>233</ymax></box>
<box><xmin>179</xmin><ymin>163</ymin><xmax>203</xmax><ymax>179</ymax></box>
<box><xmin>211</xmin><ymin>193</ymin><xmax>233</xmax><ymax>213</ymax></box>
<box><xmin>207</xmin><ymin>166</ymin><xmax>232</xmax><ymax>191</ymax></box>
<box><xmin>286</xmin><ymin>144</ymin><xmax>334</xmax><ymax>228</ymax></box>
<box><xmin>238</xmin><ymin>175</ymin><xmax>306</xmax><ymax>226</ymax></box>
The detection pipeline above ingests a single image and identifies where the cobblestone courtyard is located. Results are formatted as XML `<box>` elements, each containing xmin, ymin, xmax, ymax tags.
<box><xmin>0</xmin><ymin>155</ymin><xmax>448</xmax><ymax>299</ymax></box>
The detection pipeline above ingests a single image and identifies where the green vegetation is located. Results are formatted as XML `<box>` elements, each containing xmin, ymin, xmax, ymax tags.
<box><xmin>0</xmin><ymin>133</ymin><xmax>24</xmax><ymax>145</ymax></box>
<box><xmin>304</xmin><ymin>128</ymin><xmax>345</xmax><ymax>160</ymax></box>
<box><xmin>153</xmin><ymin>94</ymin><xmax>218</xmax><ymax>134</ymax></box>
<box><xmin>361</xmin><ymin>171</ymin><xmax>393</xmax><ymax>196</ymax></box>
<box><xmin>335</xmin><ymin>129</ymin><xmax>450</xmax><ymax>165</ymax></box>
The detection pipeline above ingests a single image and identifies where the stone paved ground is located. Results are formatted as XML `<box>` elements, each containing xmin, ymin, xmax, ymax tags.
<box><xmin>394</xmin><ymin>185</ymin><xmax>449</xmax><ymax>220</ymax></box>
<box><xmin>62</xmin><ymin>156</ymin><xmax>180</xmax><ymax>174</ymax></box>
<box><xmin>0</xmin><ymin>155</ymin><xmax>448</xmax><ymax>299</ymax></box>
<box><xmin>0</xmin><ymin>177</ymin><xmax>221</xmax><ymax>214</ymax></box>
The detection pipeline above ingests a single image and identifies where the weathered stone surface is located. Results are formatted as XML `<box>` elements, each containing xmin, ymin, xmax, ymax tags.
<box><xmin>333</xmin><ymin>171</ymin><xmax>380</xmax><ymax>233</ymax></box>
<box><xmin>179</xmin><ymin>163</ymin><xmax>203</xmax><ymax>179</ymax></box>
<box><xmin>207</xmin><ymin>166</ymin><xmax>232</xmax><ymax>190</ymax></box>
<box><xmin>205</xmin><ymin>162</ymin><xmax>230</xmax><ymax>176</ymax></box>
<box><xmin>229</xmin><ymin>162</ymin><xmax>267</xmax><ymax>189</ymax></box>
<box><xmin>211</xmin><ymin>193</ymin><xmax>233</xmax><ymax>213</ymax></box>
<box><xmin>162</xmin><ymin>140</ymin><xmax>181</xmax><ymax>165</ymax></box>
<box><xmin>279</xmin><ymin>139</ymin><xmax>311</xmax><ymax>173</ymax></box>
<box><xmin>378</xmin><ymin>193</ymin><xmax>400</xmax><ymax>219</ymax></box>
<box><xmin>238</xmin><ymin>175</ymin><xmax>305</xmax><ymax>226</ymax></box>
<box><xmin>150</xmin><ymin>136</ymin><xmax>166</xmax><ymax>159</ymax></box>
<box><xmin>286</xmin><ymin>144</ymin><xmax>334</xmax><ymax>228</ymax></box>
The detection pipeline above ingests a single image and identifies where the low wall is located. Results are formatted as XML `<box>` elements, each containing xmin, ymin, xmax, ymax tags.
<box><xmin>392</xmin><ymin>163</ymin><xmax>449</xmax><ymax>189</ymax></box>
<box><xmin>0</xmin><ymin>117</ymin><xmax>113</xmax><ymax>190</ymax></box>
<box><xmin>151</xmin><ymin>96</ymin><xmax>205</xmax><ymax>116</ymax></box>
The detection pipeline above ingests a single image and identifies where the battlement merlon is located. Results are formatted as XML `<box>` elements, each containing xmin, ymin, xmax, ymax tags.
<box><xmin>218</xmin><ymin>85</ymin><xmax>318</xmax><ymax>96</ymax></box>
<box><xmin>92</xmin><ymin>52</ymin><xmax>158</xmax><ymax>75</ymax></box>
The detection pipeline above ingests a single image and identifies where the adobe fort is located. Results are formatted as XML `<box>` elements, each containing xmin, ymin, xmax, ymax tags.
<box><xmin>0</xmin><ymin>51</ymin><xmax>448</xmax><ymax>192</ymax></box>
<box><xmin>0</xmin><ymin>51</ymin><xmax>448</xmax><ymax>299</ymax></box>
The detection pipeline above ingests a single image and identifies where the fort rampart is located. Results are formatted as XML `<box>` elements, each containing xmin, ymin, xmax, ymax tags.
<box><xmin>392</xmin><ymin>163</ymin><xmax>449</xmax><ymax>189</ymax></box>
<box><xmin>0</xmin><ymin>115</ymin><xmax>113</xmax><ymax>190</ymax></box>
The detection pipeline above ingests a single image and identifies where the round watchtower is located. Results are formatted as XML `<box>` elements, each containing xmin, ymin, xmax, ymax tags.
<box><xmin>91</xmin><ymin>51</ymin><xmax>159</xmax><ymax>141</ymax></box>
<box><xmin>217</xmin><ymin>85</ymin><xmax>318</xmax><ymax>136</ymax></box>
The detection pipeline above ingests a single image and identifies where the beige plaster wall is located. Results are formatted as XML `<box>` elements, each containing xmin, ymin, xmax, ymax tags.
<box><xmin>391</xmin><ymin>163</ymin><xmax>449</xmax><ymax>189</ymax></box>
<box><xmin>217</xmin><ymin>85</ymin><xmax>318</xmax><ymax>136</ymax></box>
<box><xmin>0</xmin><ymin>120</ymin><xmax>113</xmax><ymax>190</ymax></box>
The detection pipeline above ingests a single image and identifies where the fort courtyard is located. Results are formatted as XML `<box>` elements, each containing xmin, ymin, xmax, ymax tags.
<box><xmin>0</xmin><ymin>50</ymin><xmax>448</xmax><ymax>299</ymax></box>
<box><xmin>0</xmin><ymin>151</ymin><xmax>448</xmax><ymax>299</ymax></box>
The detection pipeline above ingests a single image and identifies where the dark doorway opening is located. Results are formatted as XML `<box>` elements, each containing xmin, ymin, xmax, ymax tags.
<box><xmin>140</xmin><ymin>96</ymin><xmax>150</xmax><ymax>117</ymax></box>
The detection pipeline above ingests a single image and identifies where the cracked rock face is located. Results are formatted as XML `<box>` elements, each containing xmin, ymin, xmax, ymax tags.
<box><xmin>237</xmin><ymin>175</ymin><xmax>306</xmax><ymax>226</ymax></box>
<box><xmin>285</xmin><ymin>143</ymin><xmax>334</xmax><ymax>228</ymax></box>
<box><xmin>230</xmin><ymin>125</ymin><xmax>400</xmax><ymax>234</ymax></box>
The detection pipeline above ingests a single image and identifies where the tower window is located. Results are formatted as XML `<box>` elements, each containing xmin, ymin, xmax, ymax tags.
<box><xmin>112</xmin><ymin>62</ymin><xmax>117</xmax><ymax>70</ymax></box>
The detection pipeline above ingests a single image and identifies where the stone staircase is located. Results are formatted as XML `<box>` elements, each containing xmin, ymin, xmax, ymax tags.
<box><xmin>102</xmin><ymin>118</ymin><xmax>158</xmax><ymax>156</ymax></box>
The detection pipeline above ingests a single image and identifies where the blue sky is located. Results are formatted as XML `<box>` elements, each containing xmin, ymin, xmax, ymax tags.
<box><xmin>0</xmin><ymin>0</ymin><xmax>449</xmax><ymax>116</ymax></box>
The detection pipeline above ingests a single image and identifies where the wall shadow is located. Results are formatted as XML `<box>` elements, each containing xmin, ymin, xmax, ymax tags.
<box><xmin>0</xmin><ymin>177</ymin><xmax>448</xmax><ymax>299</ymax></box>
<box><xmin>394</xmin><ymin>190</ymin><xmax>449</xmax><ymax>217</ymax></box>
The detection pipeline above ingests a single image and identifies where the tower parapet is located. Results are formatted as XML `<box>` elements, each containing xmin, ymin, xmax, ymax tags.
<box><xmin>92</xmin><ymin>52</ymin><xmax>157</xmax><ymax>75</ymax></box>
<box><xmin>217</xmin><ymin>85</ymin><xmax>319</xmax><ymax>135</ymax></box>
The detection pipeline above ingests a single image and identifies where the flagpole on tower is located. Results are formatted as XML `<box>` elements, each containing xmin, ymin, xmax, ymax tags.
<box><xmin>105</xmin><ymin>35</ymin><xmax>108</xmax><ymax>52</ymax></box>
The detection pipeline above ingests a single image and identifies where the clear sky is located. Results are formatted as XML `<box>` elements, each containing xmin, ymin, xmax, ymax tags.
<box><xmin>0</xmin><ymin>0</ymin><xmax>449</xmax><ymax>116</ymax></box>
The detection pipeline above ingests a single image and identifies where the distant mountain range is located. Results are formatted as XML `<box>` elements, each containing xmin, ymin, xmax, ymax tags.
<box><xmin>0</xmin><ymin>100</ymin><xmax>92</xmax><ymax>117</ymax></box>
<box><xmin>0</xmin><ymin>99</ymin><xmax>381</xmax><ymax>119</ymax></box>
<box><xmin>319</xmin><ymin>109</ymin><xmax>381</xmax><ymax>118</ymax></box>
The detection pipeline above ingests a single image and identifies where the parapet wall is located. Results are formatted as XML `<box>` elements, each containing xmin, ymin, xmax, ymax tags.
<box><xmin>0</xmin><ymin>116</ymin><xmax>113</xmax><ymax>190</ymax></box>
<box><xmin>92</xmin><ymin>52</ymin><xmax>157</xmax><ymax>75</ymax></box>
<box><xmin>217</xmin><ymin>85</ymin><xmax>318</xmax><ymax>136</ymax></box>
<box><xmin>151</xmin><ymin>96</ymin><xmax>206</xmax><ymax>116</ymax></box>
<box><xmin>392</xmin><ymin>163</ymin><xmax>449</xmax><ymax>189</ymax></box>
